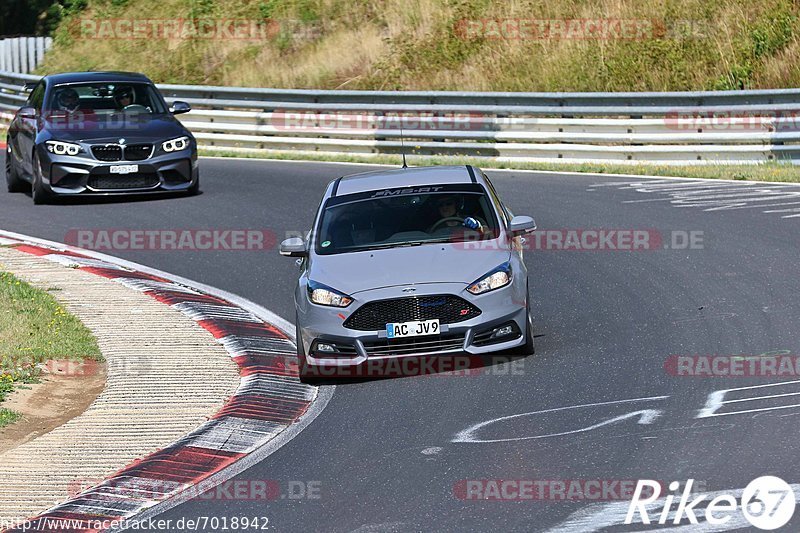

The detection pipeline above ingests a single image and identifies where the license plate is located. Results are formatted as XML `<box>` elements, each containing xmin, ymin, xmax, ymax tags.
<box><xmin>386</xmin><ymin>319</ymin><xmax>440</xmax><ymax>339</ymax></box>
<box><xmin>109</xmin><ymin>165</ymin><xmax>138</xmax><ymax>174</ymax></box>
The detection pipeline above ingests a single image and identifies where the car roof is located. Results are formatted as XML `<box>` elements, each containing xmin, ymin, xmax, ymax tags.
<box><xmin>333</xmin><ymin>165</ymin><xmax>481</xmax><ymax>196</ymax></box>
<box><xmin>43</xmin><ymin>71</ymin><xmax>153</xmax><ymax>86</ymax></box>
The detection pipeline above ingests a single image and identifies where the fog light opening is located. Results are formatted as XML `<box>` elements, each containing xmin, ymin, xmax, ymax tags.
<box><xmin>491</xmin><ymin>325</ymin><xmax>515</xmax><ymax>339</ymax></box>
<box><xmin>310</xmin><ymin>340</ymin><xmax>357</xmax><ymax>357</ymax></box>
<box><xmin>472</xmin><ymin>321</ymin><xmax>521</xmax><ymax>347</ymax></box>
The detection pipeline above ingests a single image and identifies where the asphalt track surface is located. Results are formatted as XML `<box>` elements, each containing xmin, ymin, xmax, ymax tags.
<box><xmin>1</xmin><ymin>155</ymin><xmax>799</xmax><ymax>532</ymax></box>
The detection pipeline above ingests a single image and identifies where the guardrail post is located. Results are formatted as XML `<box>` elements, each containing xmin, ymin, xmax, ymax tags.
<box><xmin>20</xmin><ymin>38</ymin><xmax>29</xmax><ymax>73</ymax></box>
<box><xmin>10</xmin><ymin>39</ymin><xmax>19</xmax><ymax>74</ymax></box>
<box><xmin>27</xmin><ymin>37</ymin><xmax>36</xmax><ymax>73</ymax></box>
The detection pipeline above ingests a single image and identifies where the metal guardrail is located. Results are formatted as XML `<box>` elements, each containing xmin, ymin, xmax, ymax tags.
<box><xmin>2</xmin><ymin>69</ymin><xmax>800</xmax><ymax>164</ymax></box>
<box><xmin>0</xmin><ymin>38</ymin><xmax>52</xmax><ymax>74</ymax></box>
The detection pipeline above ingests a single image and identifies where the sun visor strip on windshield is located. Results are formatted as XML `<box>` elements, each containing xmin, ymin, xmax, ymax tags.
<box><xmin>325</xmin><ymin>183</ymin><xmax>486</xmax><ymax>208</ymax></box>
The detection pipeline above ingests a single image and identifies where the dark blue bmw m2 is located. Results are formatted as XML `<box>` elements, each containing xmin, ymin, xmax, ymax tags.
<box><xmin>5</xmin><ymin>71</ymin><xmax>199</xmax><ymax>204</ymax></box>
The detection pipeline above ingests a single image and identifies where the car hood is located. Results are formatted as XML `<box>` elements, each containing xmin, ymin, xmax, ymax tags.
<box><xmin>309</xmin><ymin>243</ymin><xmax>511</xmax><ymax>295</ymax></box>
<box><xmin>41</xmin><ymin>113</ymin><xmax>188</xmax><ymax>143</ymax></box>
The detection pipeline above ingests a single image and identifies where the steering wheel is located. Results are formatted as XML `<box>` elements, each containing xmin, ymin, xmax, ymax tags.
<box><xmin>430</xmin><ymin>217</ymin><xmax>469</xmax><ymax>233</ymax></box>
<box><xmin>122</xmin><ymin>104</ymin><xmax>148</xmax><ymax>113</ymax></box>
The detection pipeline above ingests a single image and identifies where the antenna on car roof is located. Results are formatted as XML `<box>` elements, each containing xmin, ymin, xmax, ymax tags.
<box><xmin>400</xmin><ymin>126</ymin><xmax>408</xmax><ymax>168</ymax></box>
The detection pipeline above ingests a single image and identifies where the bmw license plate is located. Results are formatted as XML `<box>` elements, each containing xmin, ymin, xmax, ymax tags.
<box><xmin>386</xmin><ymin>319</ymin><xmax>439</xmax><ymax>339</ymax></box>
<box><xmin>109</xmin><ymin>165</ymin><xmax>138</xmax><ymax>174</ymax></box>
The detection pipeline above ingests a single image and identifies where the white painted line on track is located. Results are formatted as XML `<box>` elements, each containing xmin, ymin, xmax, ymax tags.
<box><xmin>452</xmin><ymin>396</ymin><xmax>669</xmax><ymax>443</ymax></box>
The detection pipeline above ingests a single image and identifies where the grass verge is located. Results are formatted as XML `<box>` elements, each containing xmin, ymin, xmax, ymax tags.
<box><xmin>199</xmin><ymin>148</ymin><xmax>800</xmax><ymax>183</ymax></box>
<box><xmin>0</xmin><ymin>408</ymin><xmax>21</xmax><ymax>428</ymax></box>
<box><xmin>0</xmin><ymin>270</ymin><xmax>103</xmax><ymax>427</ymax></box>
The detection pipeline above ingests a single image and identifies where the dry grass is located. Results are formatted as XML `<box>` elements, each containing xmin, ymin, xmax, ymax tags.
<box><xmin>38</xmin><ymin>0</ymin><xmax>800</xmax><ymax>91</ymax></box>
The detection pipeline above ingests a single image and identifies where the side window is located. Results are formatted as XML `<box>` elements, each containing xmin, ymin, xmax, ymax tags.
<box><xmin>27</xmin><ymin>83</ymin><xmax>45</xmax><ymax>110</ymax></box>
<box><xmin>481</xmin><ymin>172</ymin><xmax>510</xmax><ymax>226</ymax></box>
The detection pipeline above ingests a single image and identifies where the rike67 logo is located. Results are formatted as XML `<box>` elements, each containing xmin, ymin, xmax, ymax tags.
<box><xmin>626</xmin><ymin>477</ymin><xmax>795</xmax><ymax>530</ymax></box>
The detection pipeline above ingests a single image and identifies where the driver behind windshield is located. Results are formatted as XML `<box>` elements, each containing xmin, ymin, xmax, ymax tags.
<box><xmin>429</xmin><ymin>194</ymin><xmax>483</xmax><ymax>232</ymax></box>
<box><xmin>56</xmin><ymin>88</ymin><xmax>80</xmax><ymax>113</ymax></box>
<box><xmin>114</xmin><ymin>86</ymin><xmax>134</xmax><ymax>109</ymax></box>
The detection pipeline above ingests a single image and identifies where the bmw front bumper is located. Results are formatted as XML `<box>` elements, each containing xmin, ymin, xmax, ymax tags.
<box><xmin>37</xmin><ymin>145</ymin><xmax>198</xmax><ymax>195</ymax></box>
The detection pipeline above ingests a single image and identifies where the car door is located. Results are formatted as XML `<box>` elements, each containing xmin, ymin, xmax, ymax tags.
<box><xmin>14</xmin><ymin>81</ymin><xmax>45</xmax><ymax>177</ymax></box>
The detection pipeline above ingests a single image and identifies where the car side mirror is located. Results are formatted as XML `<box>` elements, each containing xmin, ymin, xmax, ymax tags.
<box><xmin>18</xmin><ymin>106</ymin><xmax>37</xmax><ymax>119</ymax></box>
<box><xmin>280</xmin><ymin>237</ymin><xmax>307</xmax><ymax>257</ymax></box>
<box><xmin>508</xmin><ymin>215</ymin><xmax>536</xmax><ymax>236</ymax></box>
<box><xmin>170</xmin><ymin>101</ymin><xmax>191</xmax><ymax>115</ymax></box>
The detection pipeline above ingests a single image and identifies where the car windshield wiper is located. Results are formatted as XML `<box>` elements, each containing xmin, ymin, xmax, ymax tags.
<box><xmin>358</xmin><ymin>238</ymin><xmax>453</xmax><ymax>251</ymax></box>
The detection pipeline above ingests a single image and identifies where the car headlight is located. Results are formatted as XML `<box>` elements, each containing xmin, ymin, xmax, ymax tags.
<box><xmin>162</xmin><ymin>136</ymin><xmax>190</xmax><ymax>153</ymax></box>
<box><xmin>467</xmin><ymin>262</ymin><xmax>512</xmax><ymax>295</ymax></box>
<box><xmin>45</xmin><ymin>140</ymin><xmax>81</xmax><ymax>156</ymax></box>
<box><xmin>307</xmin><ymin>280</ymin><xmax>353</xmax><ymax>307</ymax></box>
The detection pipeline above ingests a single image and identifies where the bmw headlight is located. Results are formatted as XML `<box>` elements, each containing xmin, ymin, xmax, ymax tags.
<box><xmin>45</xmin><ymin>140</ymin><xmax>81</xmax><ymax>156</ymax></box>
<box><xmin>307</xmin><ymin>280</ymin><xmax>353</xmax><ymax>307</ymax></box>
<box><xmin>467</xmin><ymin>262</ymin><xmax>512</xmax><ymax>295</ymax></box>
<box><xmin>162</xmin><ymin>136</ymin><xmax>190</xmax><ymax>153</ymax></box>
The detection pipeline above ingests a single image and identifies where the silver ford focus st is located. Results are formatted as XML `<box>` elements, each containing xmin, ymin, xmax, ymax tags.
<box><xmin>280</xmin><ymin>165</ymin><xmax>537</xmax><ymax>381</ymax></box>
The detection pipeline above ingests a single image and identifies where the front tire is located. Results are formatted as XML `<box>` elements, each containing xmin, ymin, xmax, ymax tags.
<box><xmin>512</xmin><ymin>290</ymin><xmax>535</xmax><ymax>356</ymax></box>
<box><xmin>5</xmin><ymin>143</ymin><xmax>27</xmax><ymax>193</ymax></box>
<box><xmin>31</xmin><ymin>151</ymin><xmax>52</xmax><ymax>205</ymax></box>
<box><xmin>520</xmin><ymin>310</ymin><xmax>535</xmax><ymax>355</ymax></box>
<box><xmin>296</xmin><ymin>316</ymin><xmax>321</xmax><ymax>384</ymax></box>
<box><xmin>186</xmin><ymin>174</ymin><xmax>200</xmax><ymax>196</ymax></box>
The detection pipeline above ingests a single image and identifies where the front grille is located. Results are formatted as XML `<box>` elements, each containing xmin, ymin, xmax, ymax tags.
<box><xmin>344</xmin><ymin>295</ymin><xmax>481</xmax><ymax>331</ymax></box>
<box><xmin>88</xmin><ymin>173</ymin><xmax>160</xmax><ymax>190</ymax></box>
<box><xmin>92</xmin><ymin>145</ymin><xmax>122</xmax><ymax>161</ymax></box>
<box><xmin>363</xmin><ymin>333</ymin><xmax>466</xmax><ymax>356</ymax></box>
<box><xmin>124</xmin><ymin>144</ymin><xmax>153</xmax><ymax>161</ymax></box>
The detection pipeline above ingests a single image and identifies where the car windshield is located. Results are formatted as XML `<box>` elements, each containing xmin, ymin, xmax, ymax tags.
<box><xmin>45</xmin><ymin>82</ymin><xmax>168</xmax><ymax>115</ymax></box>
<box><xmin>315</xmin><ymin>185</ymin><xmax>500</xmax><ymax>255</ymax></box>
